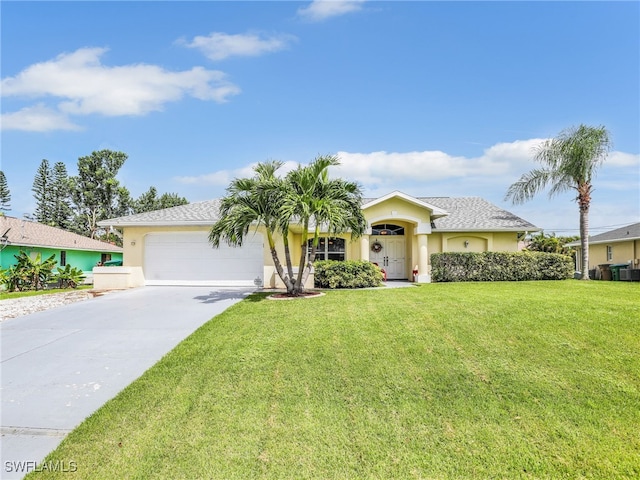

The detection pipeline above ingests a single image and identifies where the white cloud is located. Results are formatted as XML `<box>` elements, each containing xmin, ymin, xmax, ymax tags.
<box><xmin>330</xmin><ymin>139</ymin><xmax>546</xmax><ymax>188</ymax></box>
<box><xmin>0</xmin><ymin>47</ymin><xmax>240</xmax><ymax>127</ymax></box>
<box><xmin>0</xmin><ymin>104</ymin><xmax>81</xmax><ymax>132</ymax></box>
<box><xmin>607</xmin><ymin>151</ymin><xmax>640</xmax><ymax>167</ymax></box>
<box><xmin>298</xmin><ymin>0</ymin><xmax>367</xmax><ymax>22</ymax></box>
<box><xmin>175</xmin><ymin>161</ymin><xmax>299</xmax><ymax>186</ymax></box>
<box><xmin>174</xmin><ymin>141</ymin><xmax>637</xmax><ymax>236</ymax></box>
<box><xmin>179</xmin><ymin>32</ymin><xmax>296</xmax><ymax>61</ymax></box>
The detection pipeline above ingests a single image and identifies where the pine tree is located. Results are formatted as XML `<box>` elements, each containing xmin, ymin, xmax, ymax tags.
<box><xmin>158</xmin><ymin>192</ymin><xmax>188</xmax><ymax>209</ymax></box>
<box><xmin>133</xmin><ymin>187</ymin><xmax>188</xmax><ymax>213</ymax></box>
<box><xmin>134</xmin><ymin>186</ymin><xmax>158</xmax><ymax>213</ymax></box>
<box><xmin>32</xmin><ymin>159</ymin><xmax>52</xmax><ymax>223</ymax></box>
<box><xmin>51</xmin><ymin>162</ymin><xmax>73</xmax><ymax>229</ymax></box>
<box><xmin>0</xmin><ymin>170</ymin><xmax>11</xmax><ymax>212</ymax></box>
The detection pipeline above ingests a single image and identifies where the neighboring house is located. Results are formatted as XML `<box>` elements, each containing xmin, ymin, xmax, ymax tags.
<box><xmin>0</xmin><ymin>216</ymin><xmax>123</xmax><ymax>278</ymax></box>
<box><xmin>565</xmin><ymin>222</ymin><xmax>640</xmax><ymax>274</ymax></box>
<box><xmin>96</xmin><ymin>191</ymin><xmax>538</xmax><ymax>289</ymax></box>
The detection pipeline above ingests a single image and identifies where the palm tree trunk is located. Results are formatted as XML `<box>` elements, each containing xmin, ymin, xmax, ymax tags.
<box><xmin>270</xmin><ymin>247</ymin><xmax>295</xmax><ymax>293</ymax></box>
<box><xmin>300</xmin><ymin>226</ymin><xmax>320</xmax><ymax>288</ymax></box>
<box><xmin>294</xmin><ymin>222</ymin><xmax>310</xmax><ymax>295</ymax></box>
<box><xmin>579</xmin><ymin>193</ymin><xmax>590</xmax><ymax>280</ymax></box>
<box><xmin>282</xmin><ymin>231</ymin><xmax>295</xmax><ymax>284</ymax></box>
<box><xmin>266</xmin><ymin>230</ymin><xmax>295</xmax><ymax>294</ymax></box>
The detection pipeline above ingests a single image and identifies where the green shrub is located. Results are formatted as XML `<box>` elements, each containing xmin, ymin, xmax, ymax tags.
<box><xmin>430</xmin><ymin>251</ymin><xmax>573</xmax><ymax>282</ymax></box>
<box><xmin>314</xmin><ymin>260</ymin><xmax>384</xmax><ymax>289</ymax></box>
<box><xmin>55</xmin><ymin>264</ymin><xmax>86</xmax><ymax>289</ymax></box>
<box><xmin>2</xmin><ymin>251</ymin><xmax>57</xmax><ymax>292</ymax></box>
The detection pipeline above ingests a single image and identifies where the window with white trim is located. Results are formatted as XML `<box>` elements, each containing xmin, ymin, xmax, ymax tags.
<box><xmin>372</xmin><ymin>224</ymin><xmax>405</xmax><ymax>235</ymax></box>
<box><xmin>308</xmin><ymin>237</ymin><xmax>346</xmax><ymax>261</ymax></box>
<box><xmin>606</xmin><ymin>245</ymin><xmax>613</xmax><ymax>261</ymax></box>
<box><xmin>60</xmin><ymin>251</ymin><xmax>67</xmax><ymax>267</ymax></box>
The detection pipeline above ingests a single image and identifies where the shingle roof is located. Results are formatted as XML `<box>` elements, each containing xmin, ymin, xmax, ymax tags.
<box><xmin>362</xmin><ymin>196</ymin><xmax>539</xmax><ymax>231</ymax></box>
<box><xmin>102</xmin><ymin>195</ymin><xmax>537</xmax><ymax>232</ymax></box>
<box><xmin>565</xmin><ymin>222</ymin><xmax>640</xmax><ymax>246</ymax></box>
<box><xmin>423</xmin><ymin>197</ymin><xmax>538</xmax><ymax>231</ymax></box>
<box><xmin>98</xmin><ymin>200</ymin><xmax>222</xmax><ymax>227</ymax></box>
<box><xmin>0</xmin><ymin>216</ymin><xmax>122</xmax><ymax>252</ymax></box>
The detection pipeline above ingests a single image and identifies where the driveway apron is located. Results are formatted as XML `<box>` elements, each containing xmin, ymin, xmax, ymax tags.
<box><xmin>1</xmin><ymin>286</ymin><xmax>254</xmax><ymax>479</ymax></box>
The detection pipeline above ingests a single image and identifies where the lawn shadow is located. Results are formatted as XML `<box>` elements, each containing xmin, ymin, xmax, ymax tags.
<box><xmin>192</xmin><ymin>289</ymin><xmax>260</xmax><ymax>304</ymax></box>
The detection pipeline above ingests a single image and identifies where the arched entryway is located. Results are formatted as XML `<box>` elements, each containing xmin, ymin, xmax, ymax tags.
<box><xmin>370</xmin><ymin>224</ymin><xmax>406</xmax><ymax>279</ymax></box>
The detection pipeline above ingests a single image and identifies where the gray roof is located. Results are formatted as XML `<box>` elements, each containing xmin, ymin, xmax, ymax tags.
<box><xmin>423</xmin><ymin>197</ymin><xmax>538</xmax><ymax>231</ymax></box>
<box><xmin>565</xmin><ymin>222</ymin><xmax>640</xmax><ymax>247</ymax></box>
<box><xmin>1</xmin><ymin>216</ymin><xmax>122</xmax><ymax>252</ymax></box>
<box><xmin>362</xmin><ymin>196</ymin><xmax>539</xmax><ymax>231</ymax></box>
<box><xmin>98</xmin><ymin>199</ymin><xmax>223</xmax><ymax>227</ymax></box>
<box><xmin>101</xmin><ymin>195</ymin><xmax>537</xmax><ymax>232</ymax></box>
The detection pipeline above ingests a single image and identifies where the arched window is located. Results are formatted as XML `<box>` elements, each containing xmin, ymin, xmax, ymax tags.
<box><xmin>308</xmin><ymin>237</ymin><xmax>346</xmax><ymax>261</ymax></box>
<box><xmin>371</xmin><ymin>224</ymin><xmax>404</xmax><ymax>236</ymax></box>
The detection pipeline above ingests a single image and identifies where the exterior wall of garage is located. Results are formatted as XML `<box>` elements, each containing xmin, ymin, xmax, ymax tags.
<box><xmin>101</xmin><ymin>224</ymin><xmax>266</xmax><ymax>287</ymax></box>
<box><xmin>120</xmin><ymin>225</ymin><xmax>212</xmax><ymax>268</ymax></box>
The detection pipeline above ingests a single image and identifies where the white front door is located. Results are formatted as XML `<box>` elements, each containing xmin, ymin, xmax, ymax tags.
<box><xmin>370</xmin><ymin>237</ymin><xmax>406</xmax><ymax>280</ymax></box>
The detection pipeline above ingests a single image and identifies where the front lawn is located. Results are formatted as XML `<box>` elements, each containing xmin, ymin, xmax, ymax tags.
<box><xmin>32</xmin><ymin>281</ymin><xmax>639</xmax><ymax>479</ymax></box>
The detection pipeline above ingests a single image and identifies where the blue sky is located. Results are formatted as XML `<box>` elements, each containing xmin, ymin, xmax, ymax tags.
<box><xmin>2</xmin><ymin>1</ymin><xmax>638</xmax><ymax>235</ymax></box>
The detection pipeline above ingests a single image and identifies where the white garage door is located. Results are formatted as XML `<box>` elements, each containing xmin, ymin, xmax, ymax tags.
<box><xmin>144</xmin><ymin>232</ymin><xmax>264</xmax><ymax>286</ymax></box>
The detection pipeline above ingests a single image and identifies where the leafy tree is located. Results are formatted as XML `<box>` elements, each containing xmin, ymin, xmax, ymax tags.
<box><xmin>158</xmin><ymin>192</ymin><xmax>188</xmax><ymax>210</ymax></box>
<box><xmin>70</xmin><ymin>150</ymin><xmax>131</xmax><ymax>238</ymax></box>
<box><xmin>209</xmin><ymin>155</ymin><xmax>366</xmax><ymax>296</ymax></box>
<box><xmin>0</xmin><ymin>170</ymin><xmax>10</xmax><ymax>212</ymax></box>
<box><xmin>505</xmin><ymin>124</ymin><xmax>611</xmax><ymax>280</ymax></box>
<box><xmin>50</xmin><ymin>162</ymin><xmax>73</xmax><ymax>229</ymax></box>
<box><xmin>133</xmin><ymin>187</ymin><xmax>188</xmax><ymax>213</ymax></box>
<box><xmin>32</xmin><ymin>159</ymin><xmax>52</xmax><ymax>223</ymax></box>
<box><xmin>134</xmin><ymin>186</ymin><xmax>159</xmax><ymax>213</ymax></box>
<box><xmin>526</xmin><ymin>231</ymin><xmax>578</xmax><ymax>256</ymax></box>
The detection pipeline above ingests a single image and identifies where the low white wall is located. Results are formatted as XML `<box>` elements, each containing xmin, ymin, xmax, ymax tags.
<box><xmin>93</xmin><ymin>266</ymin><xmax>145</xmax><ymax>290</ymax></box>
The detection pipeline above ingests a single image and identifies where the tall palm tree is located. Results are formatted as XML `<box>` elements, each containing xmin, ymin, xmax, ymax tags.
<box><xmin>209</xmin><ymin>161</ymin><xmax>297</xmax><ymax>293</ymax></box>
<box><xmin>210</xmin><ymin>155</ymin><xmax>366</xmax><ymax>295</ymax></box>
<box><xmin>282</xmin><ymin>155</ymin><xmax>367</xmax><ymax>291</ymax></box>
<box><xmin>505</xmin><ymin>124</ymin><xmax>611</xmax><ymax>280</ymax></box>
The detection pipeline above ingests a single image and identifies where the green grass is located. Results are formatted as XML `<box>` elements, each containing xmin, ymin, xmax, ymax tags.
<box><xmin>0</xmin><ymin>285</ymin><xmax>91</xmax><ymax>300</ymax></box>
<box><xmin>31</xmin><ymin>281</ymin><xmax>639</xmax><ymax>479</ymax></box>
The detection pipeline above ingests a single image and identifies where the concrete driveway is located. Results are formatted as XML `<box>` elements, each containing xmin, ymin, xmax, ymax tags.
<box><xmin>1</xmin><ymin>286</ymin><xmax>255</xmax><ymax>479</ymax></box>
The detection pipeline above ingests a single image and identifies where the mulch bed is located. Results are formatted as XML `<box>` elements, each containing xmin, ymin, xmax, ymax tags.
<box><xmin>267</xmin><ymin>291</ymin><xmax>325</xmax><ymax>300</ymax></box>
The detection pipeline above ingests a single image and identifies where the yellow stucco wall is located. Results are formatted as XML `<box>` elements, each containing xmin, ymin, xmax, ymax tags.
<box><xmin>582</xmin><ymin>240</ymin><xmax>640</xmax><ymax>270</ymax></box>
<box><xmin>427</xmin><ymin>232</ymin><xmax>520</xmax><ymax>255</ymax></box>
<box><xmin>363</xmin><ymin>198</ymin><xmax>432</xmax><ymax>226</ymax></box>
<box><xmin>116</xmin><ymin>197</ymin><xmax>526</xmax><ymax>285</ymax></box>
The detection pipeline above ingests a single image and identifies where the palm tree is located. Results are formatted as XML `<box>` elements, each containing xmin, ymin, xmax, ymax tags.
<box><xmin>209</xmin><ymin>161</ymin><xmax>297</xmax><ymax>292</ymax></box>
<box><xmin>209</xmin><ymin>155</ymin><xmax>366</xmax><ymax>295</ymax></box>
<box><xmin>282</xmin><ymin>155</ymin><xmax>367</xmax><ymax>292</ymax></box>
<box><xmin>505</xmin><ymin>124</ymin><xmax>611</xmax><ymax>280</ymax></box>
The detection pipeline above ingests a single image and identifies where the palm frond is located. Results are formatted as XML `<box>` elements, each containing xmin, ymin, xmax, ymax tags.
<box><xmin>504</xmin><ymin>168</ymin><xmax>553</xmax><ymax>204</ymax></box>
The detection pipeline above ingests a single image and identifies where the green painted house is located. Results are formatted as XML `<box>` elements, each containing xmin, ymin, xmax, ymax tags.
<box><xmin>0</xmin><ymin>215</ymin><xmax>123</xmax><ymax>279</ymax></box>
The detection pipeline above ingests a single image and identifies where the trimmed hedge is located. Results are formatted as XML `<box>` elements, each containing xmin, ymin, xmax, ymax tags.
<box><xmin>430</xmin><ymin>251</ymin><xmax>574</xmax><ymax>282</ymax></box>
<box><xmin>314</xmin><ymin>260</ymin><xmax>384</xmax><ymax>289</ymax></box>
